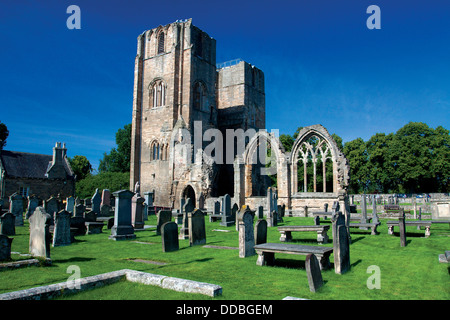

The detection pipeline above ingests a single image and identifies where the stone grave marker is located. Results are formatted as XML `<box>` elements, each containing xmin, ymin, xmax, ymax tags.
<box><xmin>156</xmin><ymin>210</ymin><xmax>172</xmax><ymax>236</ymax></box>
<box><xmin>101</xmin><ymin>189</ymin><xmax>111</xmax><ymax>207</ymax></box>
<box><xmin>52</xmin><ymin>210</ymin><xmax>71</xmax><ymax>247</ymax></box>
<box><xmin>26</xmin><ymin>195</ymin><xmax>39</xmax><ymax>219</ymax></box>
<box><xmin>257</xmin><ymin>206</ymin><xmax>264</xmax><ymax>220</ymax></box>
<box><xmin>305</xmin><ymin>253</ymin><xmax>324</xmax><ymax>292</ymax></box>
<box><xmin>45</xmin><ymin>196</ymin><xmax>59</xmax><ymax>223</ymax></box>
<box><xmin>220</xmin><ymin>194</ymin><xmax>234</xmax><ymax>226</ymax></box>
<box><xmin>254</xmin><ymin>219</ymin><xmax>267</xmax><ymax>245</ymax></box>
<box><xmin>238</xmin><ymin>205</ymin><xmax>255</xmax><ymax>258</ymax></box>
<box><xmin>29</xmin><ymin>207</ymin><xmax>52</xmax><ymax>259</ymax></box>
<box><xmin>399</xmin><ymin>209</ymin><xmax>407</xmax><ymax>247</ymax></box>
<box><xmin>91</xmin><ymin>189</ymin><xmax>101</xmax><ymax>214</ymax></box>
<box><xmin>332</xmin><ymin>211</ymin><xmax>350</xmax><ymax>274</ymax></box>
<box><xmin>65</xmin><ymin>196</ymin><xmax>75</xmax><ymax>214</ymax></box>
<box><xmin>179</xmin><ymin>198</ymin><xmax>194</xmax><ymax>239</ymax></box>
<box><xmin>74</xmin><ymin>203</ymin><xmax>85</xmax><ymax>218</ymax></box>
<box><xmin>372</xmin><ymin>197</ymin><xmax>379</xmax><ymax>224</ymax></box>
<box><xmin>131</xmin><ymin>193</ymin><xmax>145</xmax><ymax>230</ymax></box>
<box><xmin>161</xmin><ymin>221</ymin><xmax>179</xmax><ymax>252</ymax></box>
<box><xmin>0</xmin><ymin>234</ymin><xmax>13</xmax><ymax>261</ymax></box>
<box><xmin>0</xmin><ymin>212</ymin><xmax>15</xmax><ymax>236</ymax></box>
<box><xmin>188</xmin><ymin>209</ymin><xmax>206</xmax><ymax>246</ymax></box>
<box><xmin>10</xmin><ymin>193</ymin><xmax>24</xmax><ymax>226</ymax></box>
<box><xmin>109</xmin><ymin>189</ymin><xmax>136</xmax><ymax>241</ymax></box>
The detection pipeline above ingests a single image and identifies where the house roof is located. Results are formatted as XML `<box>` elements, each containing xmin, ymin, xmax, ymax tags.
<box><xmin>0</xmin><ymin>150</ymin><xmax>74</xmax><ymax>179</ymax></box>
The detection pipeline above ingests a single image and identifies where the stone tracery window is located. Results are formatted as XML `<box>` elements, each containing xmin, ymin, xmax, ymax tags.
<box><xmin>193</xmin><ymin>81</ymin><xmax>207</xmax><ymax>111</ymax></box>
<box><xmin>151</xmin><ymin>140</ymin><xmax>160</xmax><ymax>160</ymax></box>
<box><xmin>157</xmin><ymin>31</ymin><xmax>165</xmax><ymax>54</ymax></box>
<box><xmin>150</xmin><ymin>79</ymin><xmax>166</xmax><ymax>108</ymax></box>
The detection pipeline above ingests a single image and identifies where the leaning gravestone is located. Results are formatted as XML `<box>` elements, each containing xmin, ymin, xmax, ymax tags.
<box><xmin>161</xmin><ymin>221</ymin><xmax>179</xmax><ymax>252</ymax></box>
<box><xmin>372</xmin><ymin>198</ymin><xmax>379</xmax><ymax>224</ymax></box>
<box><xmin>157</xmin><ymin>210</ymin><xmax>172</xmax><ymax>236</ymax></box>
<box><xmin>52</xmin><ymin>210</ymin><xmax>71</xmax><ymax>247</ymax></box>
<box><xmin>254</xmin><ymin>219</ymin><xmax>267</xmax><ymax>245</ymax></box>
<box><xmin>65</xmin><ymin>196</ymin><xmax>75</xmax><ymax>214</ymax></box>
<box><xmin>26</xmin><ymin>195</ymin><xmax>39</xmax><ymax>219</ymax></box>
<box><xmin>0</xmin><ymin>212</ymin><xmax>15</xmax><ymax>236</ymax></box>
<box><xmin>0</xmin><ymin>234</ymin><xmax>13</xmax><ymax>261</ymax></box>
<box><xmin>179</xmin><ymin>198</ymin><xmax>194</xmax><ymax>240</ymax></box>
<box><xmin>91</xmin><ymin>189</ymin><xmax>102</xmax><ymax>214</ymax></box>
<box><xmin>188</xmin><ymin>209</ymin><xmax>206</xmax><ymax>246</ymax></box>
<box><xmin>109</xmin><ymin>190</ymin><xmax>136</xmax><ymax>241</ymax></box>
<box><xmin>99</xmin><ymin>204</ymin><xmax>112</xmax><ymax>217</ymax></box>
<box><xmin>238</xmin><ymin>205</ymin><xmax>255</xmax><ymax>258</ymax></box>
<box><xmin>332</xmin><ymin>211</ymin><xmax>350</xmax><ymax>274</ymax></box>
<box><xmin>45</xmin><ymin>196</ymin><xmax>59</xmax><ymax>223</ymax></box>
<box><xmin>29</xmin><ymin>207</ymin><xmax>52</xmax><ymax>259</ymax></box>
<box><xmin>10</xmin><ymin>193</ymin><xmax>24</xmax><ymax>226</ymax></box>
<box><xmin>398</xmin><ymin>209</ymin><xmax>407</xmax><ymax>247</ymax></box>
<box><xmin>305</xmin><ymin>253</ymin><xmax>324</xmax><ymax>292</ymax></box>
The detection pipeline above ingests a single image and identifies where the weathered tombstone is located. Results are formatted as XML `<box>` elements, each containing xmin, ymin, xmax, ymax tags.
<box><xmin>277</xmin><ymin>205</ymin><xmax>283</xmax><ymax>223</ymax></box>
<box><xmin>144</xmin><ymin>191</ymin><xmax>154</xmax><ymax>215</ymax></box>
<box><xmin>220</xmin><ymin>194</ymin><xmax>235</xmax><ymax>226</ymax></box>
<box><xmin>267</xmin><ymin>187</ymin><xmax>273</xmax><ymax>213</ymax></box>
<box><xmin>360</xmin><ymin>194</ymin><xmax>369</xmax><ymax>229</ymax></box>
<box><xmin>91</xmin><ymin>189</ymin><xmax>101</xmax><ymax>214</ymax></box>
<box><xmin>398</xmin><ymin>209</ymin><xmax>407</xmax><ymax>247</ymax></box>
<box><xmin>254</xmin><ymin>219</ymin><xmax>267</xmax><ymax>245</ymax></box>
<box><xmin>65</xmin><ymin>196</ymin><xmax>75</xmax><ymax>214</ymax></box>
<box><xmin>213</xmin><ymin>201</ymin><xmax>220</xmax><ymax>215</ymax></box>
<box><xmin>99</xmin><ymin>204</ymin><xmax>112</xmax><ymax>217</ymax></box>
<box><xmin>45</xmin><ymin>196</ymin><xmax>59</xmax><ymax>223</ymax></box>
<box><xmin>332</xmin><ymin>211</ymin><xmax>350</xmax><ymax>274</ymax></box>
<box><xmin>188</xmin><ymin>209</ymin><xmax>206</xmax><ymax>246</ymax></box>
<box><xmin>131</xmin><ymin>193</ymin><xmax>145</xmax><ymax>230</ymax></box>
<box><xmin>161</xmin><ymin>221</ymin><xmax>179</xmax><ymax>252</ymax></box>
<box><xmin>84</xmin><ymin>198</ymin><xmax>92</xmax><ymax>207</ymax></box>
<box><xmin>267</xmin><ymin>210</ymin><xmax>274</xmax><ymax>227</ymax></box>
<box><xmin>84</xmin><ymin>210</ymin><xmax>97</xmax><ymax>222</ymax></box>
<box><xmin>305</xmin><ymin>254</ymin><xmax>324</xmax><ymax>292</ymax></box>
<box><xmin>29</xmin><ymin>207</ymin><xmax>52</xmax><ymax>259</ymax></box>
<box><xmin>179</xmin><ymin>198</ymin><xmax>193</xmax><ymax>239</ymax></box>
<box><xmin>109</xmin><ymin>190</ymin><xmax>136</xmax><ymax>241</ymax></box>
<box><xmin>237</xmin><ymin>205</ymin><xmax>255</xmax><ymax>258</ymax></box>
<box><xmin>314</xmin><ymin>215</ymin><xmax>320</xmax><ymax>226</ymax></box>
<box><xmin>0</xmin><ymin>234</ymin><xmax>13</xmax><ymax>261</ymax></box>
<box><xmin>324</xmin><ymin>203</ymin><xmax>329</xmax><ymax>212</ymax></box>
<box><xmin>73</xmin><ymin>203</ymin><xmax>85</xmax><ymax>218</ymax></box>
<box><xmin>372</xmin><ymin>198</ymin><xmax>379</xmax><ymax>224</ymax></box>
<box><xmin>10</xmin><ymin>193</ymin><xmax>24</xmax><ymax>226</ymax></box>
<box><xmin>26</xmin><ymin>195</ymin><xmax>39</xmax><ymax>219</ymax></box>
<box><xmin>0</xmin><ymin>212</ymin><xmax>15</xmax><ymax>236</ymax></box>
<box><xmin>101</xmin><ymin>189</ymin><xmax>111</xmax><ymax>207</ymax></box>
<box><xmin>70</xmin><ymin>216</ymin><xmax>86</xmax><ymax>236</ymax></box>
<box><xmin>157</xmin><ymin>210</ymin><xmax>172</xmax><ymax>236</ymax></box>
<box><xmin>257</xmin><ymin>206</ymin><xmax>264</xmax><ymax>220</ymax></box>
<box><xmin>52</xmin><ymin>210</ymin><xmax>71</xmax><ymax>247</ymax></box>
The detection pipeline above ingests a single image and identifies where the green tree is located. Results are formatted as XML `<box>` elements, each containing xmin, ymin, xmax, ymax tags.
<box><xmin>343</xmin><ymin>137</ymin><xmax>370</xmax><ymax>193</ymax></box>
<box><xmin>365</xmin><ymin>132</ymin><xmax>394</xmax><ymax>193</ymax></box>
<box><xmin>0</xmin><ymin>121</ymin><xmax>9</xmax><ymax>148</ymax></box>
<box><xmin>98</xmin><ymin>124</ymin><xmax>132</xmax><ymax>173</ymax></box>
<box><xmin>75</xmin><ymin>171</ymin><xmax>130</xmax><ymax>199</ymax></box>
<box><xmin>69</xmin><ymin>155</ymin><xmax>93</xmax><ymax>181</ymax></box>
<box><xmin>430</xmin><ymin>126</ymin><xmax>450</xmax><ymax>192</ymax></box>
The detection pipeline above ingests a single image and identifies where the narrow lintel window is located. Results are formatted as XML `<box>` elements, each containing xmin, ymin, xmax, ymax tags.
<box><xmin>157</xmin><ymin>32</ymin><xmax>165</xmax><ymax>54</ymax></box>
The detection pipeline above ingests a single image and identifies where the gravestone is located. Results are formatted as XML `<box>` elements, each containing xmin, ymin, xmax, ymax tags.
<box><xmin>131</xmin><ymin>193</ymin><xmax>145</xmax><ymax>230</ymax></box>
<box><xmin>10</xmin><ymin>193</ymin><xmax>24</xmax><ymax>226</ymax></box>
<box><xmin>267</xmin><ymin>210</ymin><xmax>274</xmax><ymax>227</ymax></box>
<box><xmin>84</xmin><ymin>198</ymin><xmax>92</xmax><ymax>207</ymax></box>
<box><xmin>213</xmin><ymin>201</ymin><xmax>220</xmax><ymax>215</ymax></box>
<box><xmin>101</xmin><ymin>189</ymin><xmax>111</xmax><ymax>207</ymax></box>
<box><xmin>144</xmin><ymin>191</ymin><xmax>154</xmax><ymax>215</ymax></box>
<box><xmin>29</xmin><ymin>207</ymin><xmax>52</xmax><ymax>259</ymax></box>
<box><xmin>65</xmin><ymin>196</ymin><xmax>75</xmax><ymax>214</ymax></box>
<box><xmin>157</xmin><ymin>210</ymin><xmax>172</xmax><ymax>236</ymax></box>
<box><xmin>26</xmin><ymin>195</ymin><xmax>39</xmax><ymax>219</ymax></box>
<box><xmin>0</xmin><ymin>212</ymin><xmax>15</xmax><ymax>236</ymax></box>
<box><xmin>99</xmin><ymin>204</ymin><xmax>112</xmax><ymax>217</ymax></box>
<box><xmin>305</xmin><ymin>254</ymin><xmax>324</xmax><ymax>292</ymax></box>
<box><xmin>220</xmin><ymin>194</ymin><xmax>235</xmax><ymax>226</ymax></box>
<box><xmin>237</xmin><ymin>205</ymin><xmax>255</xmax><ymax>258</ymax></box>
<box><xmin>332</xmin><ymin>211</ymin><xmax>350</xmax><ymax>274</ymax></box>
<box><xmin>179</xmin><ymin>198</ymin><xmax>194</xmax><ymax>240</ymax></box>
<box><xmin>188</xmin><ymin>209</ymin><xmax>206</xmax><ymax>246</ymax></box>
<box><xmin>314</xmin><ymin>215</ymin><xmax>320</xmax><ymax>226</ymax></box>
<box><xmin>161</xmin><ymin>221</ymin><xmax>179</xmax><ymax>252</ymax></box>
<box><xmin>91</xmin><ymin>189</ymin><xmax>101</xmax><ymax>214</ymax></box>
<box><xmin>74</xmin><ymin>203</ymin><xmax>85</xmax><ymax>218</ymax></box>
<box><xmin>70</xmin><ymin>216</ymin><xmax>86</xmax><ymax>236</ymax></box>
<box><xmin>0</xmin><ymin>234</ymin><xmax>13</xmax><ymax>261</ymax></box>
<box><xmin>360</xmin><ymin>194</ymin><xmax>369</xmax><ymax>229</ymax></box>
<box><xmin>109</xmin><ymin>189</ymin><xmax>136</xmax><ymax>241</ymax></box>
<box><xmin>372</xmin><ymin>198</ymin><xmax>379</xmax><ymax>224</ymax></box>
<box><xmin>52</xmin><ymin>210</ymin><xmax>71</xmax><ymax>247</ymax></box>
<box><xmin>257</xmin><ymin>206</ymin><xmax>264</xmax><ymax>220</ymax></box>
<box><xmin>45</xmin><ymin>196</ymin><xmax>59</xmax><ymax>223</ymax></box>
<box><xmin>398</xmin><ymin>209</ymin><xmax>407</xmax><ymax>247</ymax></box>
<box><xmin>84</xmin><ymin>210</ymin><xmax>97</xmax><ymax>222</ymax></box>
<box><xmin>267</xmin><ymin>187</ymin><xmax>273</xmax><ymax>213</ymax></box>
<box><xmin>254</xmin><ymin>219</ymin><xmax>267</xmax><ymax>245</ymax></box>
<box><xmin>324</xmin><ymin>203</ymin><xmax>329</xmax><ymax>212</ymax></box>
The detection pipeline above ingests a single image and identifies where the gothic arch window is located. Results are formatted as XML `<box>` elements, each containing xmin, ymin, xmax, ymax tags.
<box><xmin>193</xmin><ymin>81</ymin><xmax>207</xmax><ymax>111</ymax></box>
<box><xmin>150</xmin><ymin>79</ymin><xmax>166</xmax><ymax>108</ymax></box>
<box><xmin>157</xmin><ymin>31</ymin><xmax>165</xmax><ymax>54</ymax></box>
<box><xmin>151</xmin><ymin>140</ymin><xmax>160</xmax><ymax>160</ymax></box>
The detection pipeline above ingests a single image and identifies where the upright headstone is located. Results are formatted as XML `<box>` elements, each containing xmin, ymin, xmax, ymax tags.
<box><xmin>267</xmin><ymin>210</ymin><xmax>274</xmax><ymax>227</ymax></box>
<box><xmin>74</xmin><ymin>203</ymin><xmax>85</xmax><ymax>218</ymax></box>
<box><xmin>52</xmin><ymin>210</ymin><xmax>71</xmax><ymax>247</ymax></box>
<box><xmin>332</xmin><ymin>211</ymin><xmax>350</xmax><ymax>274</ymax></box>
<box><xmin>305</xmin><ymin>254</ymin><xmax>324</xmax><ymax>293</ymax></box>
<box><xmin>101</xmin><ymin>189</ymin><xmax>111</xmax><ymax>207</ymax></box>
<box><xmin>10</xmin><ymin>193</ymin><xmax>24</xmax><ymax>226</ymax></box>
<box><xmin>254</xmin><ymin>219</ymin><xmax>267</xmax><ymax>245</ymax></box>
<box><xmin>267</xmin><ymin>187</ymin><xmax>273</xmax><ymax>214</ymax></box>
<box><xmin>0</xmin><ymin>234</ymin><xmax>13</xmax><ymax>261</ymax></box>
<box><xmin>179</xmin><ymin>198</ymin><xmax>194</xmax><ymax>239</ymax></box>
<box><xmin>157</xmin><ymin>210</ymin><xmax>172</xmax><ymax>236</ymax></box>
<box><xmin>29</xmin><ymin>207</ymin><xmax>51</xmax><ymax>259</ymax></box>
<box><xmin>372</xmin><ymin>197</ymin><xmax>379</xmax><ymax>224</ymax></box>
<box><xmin>0</xmin><ymin>212</ymin><xmax>15</xmax><ymax>236</ymax></box>
<box><xmin>398</xmin><ymin>209</ymin><xmax>407</xmax><ymax>247</ymax></box>
<box><xmin>26</xmin><ymin>195</ymin><xmax>39</xmax><ymax>219</ymax></box>
<box><xmin>144</xmin><ymin>191</ymin><xmax>154</xmax><ymax>215</ymax></box>
<box><xmin>65</xmin><ymin>196</ymin><xmax>75</xmax><ymax>214</ymax></box>
<box><xmin>314</xmin><ymin>215</ymin><xmax>320</xmax><ymax>226</ymax></box>
<box><xmin>220</xmin><ymin>194</ymin><xmax>235</xmax><ymax>226</ymax></box>
<box><xmin>131</xmin><ymin>193</ymin><xmax>145</xmax><ymax>230</ymax></box>
<box><xmin>99</xmin><ymin>204</ymin><xmax>112</xmax><ymax>217</ymax></box>
<box><xmin>257</xmin><ymin>206</ymin><xmax>264</xmax><ymax>220</ymax></box>
<box><xmin>91</xmin><ymin>189</ymin><xmax>101</xmax><ymax>214</ymax></box>
<box><xmin>324</xmin><ymin>203</ymin><xmax>329</xmax><ymax>212</ymax></box>
<box><xmin>237</xmin><ymin>205</ymin><xmax>255</xmax><ymax>258</ymax></box>
<box><xmin>109</xmin><ymin>190</ymin><xmax>136</xmax><ymax>241</ymax></box>
<box><xmin>161</xmin><ymin>221</ymin><xmax>179</xmax><ymax>252</ymax></box>
<box><xmin>45</xmin><ymin>196</ymin><xmax>59</xmax><ymax>223</ymax></box>
<box><xmin>188</xmin><ymin>209</ymin><xmax>206</xmax><ymax>246</ymax></box>
<box><xmin>213</xmin><ymin>201</ymin><xmax>220</xmax><ymax>215</ymax></box>
<box><xmin>360</xmin><ymin>194</ymin><xmax>369</xmax><ymax>229</ymax></box>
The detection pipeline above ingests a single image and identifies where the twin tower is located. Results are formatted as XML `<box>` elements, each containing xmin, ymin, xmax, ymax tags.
<box><xmin>130</xmin><ymin>19</ymin><xmax>266</xmax><ymax>208</ymax></box>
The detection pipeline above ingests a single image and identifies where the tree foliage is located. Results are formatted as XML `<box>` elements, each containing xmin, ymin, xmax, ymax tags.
<box><xmin>69</xmin><ymin>155</ymin><xmax>93</xmax><ymax>181</ymax></box>
<box><xmin>75</xmin><ymin>171</ymin><xmax>130</xmax><ymax>199</ymax></box>
<box><xmin>98</xmin><ymin>124</ymin><xmax>132</xmax><ymax>173</ymax></box>
<box><xmin>0</xmin><ymin>121</ymin><xmax>9</xmax><ymax>148</ymax></box>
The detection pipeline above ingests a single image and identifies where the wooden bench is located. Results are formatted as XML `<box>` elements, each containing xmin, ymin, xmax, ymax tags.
<box><xmin>253</xmin><ymin>243</ymin><xmax>333</xmax><ymax>270</ymax></box>
<box><xmin>278</xmin><ymin>225</ymin><xmax>330</xmax><ymax>244</ymax></box>
<box><xmin>386</xmin><ymin>221</ymin><xmax>431</xmax><ymax>237</ymax></box>
<box><xmin>348</xmin><ymin>222</ymin><xmax>380</xmax><ymax>235</ymax></box>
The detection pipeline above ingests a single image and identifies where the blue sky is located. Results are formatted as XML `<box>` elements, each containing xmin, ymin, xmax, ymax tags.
<box><xmin>1</xmin><ymin>0</ymin><xmax>449</xmax><ymax>170</ymax></box>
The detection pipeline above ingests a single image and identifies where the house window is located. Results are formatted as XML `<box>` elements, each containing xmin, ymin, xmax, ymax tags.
<box><xmin>157</xmin><ymin>32</ymin><xmax>165</xmax><ymax>54</ymax></box>
<box><xmin>19</xmin><ymin>186</ymin><xmax>29</xmax><ymax>197</ymax></box>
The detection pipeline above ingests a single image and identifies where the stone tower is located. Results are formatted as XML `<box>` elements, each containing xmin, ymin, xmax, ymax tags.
<box><xmin>130</xmin><ymin>19</ymin><xmax>265</xmax><ymax>208</ymax></box>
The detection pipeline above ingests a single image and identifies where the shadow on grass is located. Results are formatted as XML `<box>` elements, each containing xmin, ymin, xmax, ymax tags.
<box><xmin>52</xmin><ymin>257</ymin><xmax>95</xmax><ymax>264</ymax></box>
<box><xmin>392</xmin><ymin>232</ymin><xmax>427</xmax><ymax>238</ymax></box>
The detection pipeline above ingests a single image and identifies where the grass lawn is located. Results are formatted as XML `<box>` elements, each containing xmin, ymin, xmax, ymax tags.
<box><xmin>0</xmin><ymin>214</ymin><xmax>449</xmax><ymax>300</ymax></box>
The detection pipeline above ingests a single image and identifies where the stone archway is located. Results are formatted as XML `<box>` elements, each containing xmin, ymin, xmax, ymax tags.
<box><xmin>182</xmin><ymin>185</ymin><xmax>196</xmax><ymax>208</ymax></box>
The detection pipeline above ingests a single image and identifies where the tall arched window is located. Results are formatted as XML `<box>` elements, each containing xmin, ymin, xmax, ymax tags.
<box><xmin>151</xmin><ymin>141</ymin><xmax>160</xmax><ymax>160</ymax></box>
<box><xmin>150</xmin><ymin>79</ymin><xmax>166</xmax><ymax>108</ymax></box>
<box><xmin>157</xmin><ymin>32</ymin><xmax>165</xmax><ymax>54</ymax></box>
<box><xmin>193</xmin><ymin>81</ymin><xmax>206</xmax><ymax>111</ymax></box>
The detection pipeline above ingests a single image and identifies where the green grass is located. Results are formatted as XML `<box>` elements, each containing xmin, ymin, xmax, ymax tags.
<box><xmin>1</xmin><ymin>214</ymin><xmax>449</xmax><ymax>300</ymax></box>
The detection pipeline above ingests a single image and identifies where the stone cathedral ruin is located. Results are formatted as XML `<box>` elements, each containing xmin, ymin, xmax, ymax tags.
<box><xmin>129</xmin><ymin>19</ymin><xmax>350</xmax><ymax>215</ymax></box>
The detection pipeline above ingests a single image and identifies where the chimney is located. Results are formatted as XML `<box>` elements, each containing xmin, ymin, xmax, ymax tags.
<box><xmin>52</xmin><ymin>142</ymin><xmax>67</xmax><ymax>165</ymax></box>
